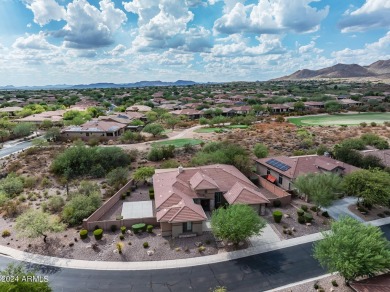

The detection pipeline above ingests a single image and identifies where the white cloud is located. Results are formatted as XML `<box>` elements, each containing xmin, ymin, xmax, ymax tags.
<box><xmin>12</xmin><ymin>32</ymin><xmax>56</xmax><ymax>50</ymax></box>
<box><xmin>214</xmin><ymin>0</ymin><xmax>329</xmax><ymax>35</ymax></box>
<box><xmin>24</xmin><ymin>0</ymin><xmax>66</xmax><ymax>26</ymax></box>
<box><xmin>107</xmin><ymin>44</ymin><xmax>127</xmax><ymax>56</ymax></box>
<box><xmin>339</xmin><ymin>0</ymin><xmax>390</xmax><ymax>32</ymax></box>
<box><xmin>123</xmin><ymin>0</ymin><xmax>212</xmax><ymax>52</ymax></box>
<box><xmin>298</xmin><ymin>41</ymin><xmax>323</xmax><ymax>54</ymax></box>
<box><xmin>332</xmin><ymin>31</ymin><xmax>390</xmax><ymax>64</ymax></box>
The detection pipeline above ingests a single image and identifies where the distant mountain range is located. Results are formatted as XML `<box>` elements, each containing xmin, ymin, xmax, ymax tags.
<box><xmin>0</xmin><ymin>80</ymin><xmax>198</xmax><ymax>90</ymax></box>
<box><xmin>275</xmin><ymin>59</ymin><xmax>390</xmax><ymax>80</ymax></box>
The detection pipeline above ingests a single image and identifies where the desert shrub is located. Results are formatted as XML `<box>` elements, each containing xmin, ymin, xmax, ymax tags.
<box><xmin>40</xmin><ymin>177</ymin><xmax>51</xmax><ymax>188</ymax></box>
<box><xmin>160</xmin><ymin>159</ymin><xmax>180</xmax><ymax>169</ymax></box>
<box><xmin>2</xmin><ymin>230</ymin><xmax>11</xmax><ymax>237</ymax></box>
<box><xmin>370</xmin><ymin>122</ymin><xmax>377</xmax><ymax>127</ymax></box>
<box><xmin>301</xmin><ymin>205</ymin><xmax>308</xmax><ymax>212</ymax></box>
<box><xmin>358</xmin><ymin>206</ymin><xmax>368</xmax><ymax>213</ymax></box>
<box><xmin>384</xmin><ymin>211</ymin><xmax>390</xmax><ymax>216</ymax></box>
<box><xmin>0</xmin><ymin>173</ymin><xmax>24</xmax><ymax>197</ymax></box>
<box><xmin>147</xmin><ymin>145</ymin><xmax>175</xmax><ymax>161</ymax></box>
<box><xmin>106</xmin><ymin>167</ymin><xmax>129</xmax><ymax>188</ymax></box>
<box><xmin>322</xmin><ymin>211</ymin><xmax>330</xmax><ymax>218</ymax></box>
<box><xmin>297</xmin><ymin>209</ymin><xmax>304</xmax><ymax>216</ymax></box>
<box><xmin>120</xmin><ymin>226</ymin><xmax>126</xmax><ymax>234</ymax></box>
<box><xmin>119</xmin><ymin>234</ymin><xmax>125</xmax><ymax>240</ymax></box>
<box><xmin>149</xmin><ymin>192</ymin><xmax>155</xmax><ymax>200</ymax></box>
<box><xmin>310</xmin><ymin>206</ymin><xmax>319</xmax><ymax>212</ymax></box>
<box><xmin>132</xmin><ymin>223</ymin><xmax>146</xmax><ymax>234</ymax></box>
<box><xmin>0</xmin><ymin>192</ymin><xmax>9</xmax><ymax>206</ymax></box>
<box><xmin>147</xmin><ymin>225</ymin><xmax>153</xmax><ymax>233</ymax></box>
<box><xmin>298</xmin><ymin>216</ymin><xmax>305</xmax><ymax>224</ymax></box>
<box><xmin>378</xmin><ymin>213</ymin><xmax>385</xmax><ymax>218</ymax></box>
<box><xmin>47</xmin><ymin>196</ymin><xmax>65</xmax><ymax>213</ymax></box>
<box><xmin>93</xmin><ymin>229</ymin><xmax>103</xmax><ymax>240</ymax></box>
<box><xmin>198</xmin><ymin>246</ymin><xmax>206</xmax><ymax>252</ymax></box>
<box><xmin>272</xmin><ymin>199</ymin><xmax>282</xmax><ymax>208</ymax></box>
<box><xmin>79</xmin><ymin>229</ymin><xmax>88</xmax><ymax>239</ymax></box>
<box><xmin>331</xmin><ymin>280</ymin><xmax>338</xmax><ymax>287</ymax></box>
<box><xmin>62</xmin><ymin>193</ymin><xmax>102</xmax><ymax>226</ymax></box>
<box><xmin>143</xmin><ymin>242</ymin><xmax>149</xmax><ymax>248</ymax></box>
<box><xmin>272</xmin><ymin>210</ymin><xmax>283</xmax><ymax>223</ymax></box>
<box><xmin>87</xmin><ymin>138</ymin><xmax>100</xmax><ymax>147</ymax></box>
<box><xmin>360</xmin><ymin>122</ymin><xmax>367</xmax><ymax>127</ymax></box>
<box><xmin>51</xmin><ymin>145</ymin><xmax>131</xmax><ymax>179</ymax></box>
<box><xmin>304</xmin><ymin>212</ymin><xmax>313</xmax><ymax>223</ymax></box>
<box><xmin>254</xmin><ymin>143</ymin><xmax>268</xmax><ymax>158</ymax></box>
<box><xmin>121</xmin><ymin>194</ymin><xmax>126</xmax><ymax>200</ymax></box>
<box><xmin>22</xmin><ymin>176</ymin><xmax>37</xmax><ymax>189</ymax></box>
<box><xmin>2</xmin><ymin>200</ymin><xmax>27</xmax><ymax>218</ymax></box>
<box><xmin>111</xmin><ymin>225</ymin><xmax>118</xmax><ymax>232</ymax></box>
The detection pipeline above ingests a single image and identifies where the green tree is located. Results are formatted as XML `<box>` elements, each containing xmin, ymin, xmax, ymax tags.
<box><xmin>132</xmin><ymin>167</ymin><xmax>155</xmax><ymax>184</ymax></box>
<box><xmin>343</xmin><ymin>169</ymin><xmax>390</xmax><ymax>207</ymax></box>
<box><xmin>325</xmin><ymin>101</ymin><xmax>342</xmax><ymax>113</ymax></box>
<box><xmin>62</xmin><ymin>193</ymin><xmax>101</xmax><ymax>226</ymax></box>
<box><xmin>254</xmin><ymin>143</ymin><xmax>269</xmax><ymax>158</ymax></box>
<box><xmin>15</xmin><ymin>209</ymin><xmax>65</xmax><ymax>243</ymax></box>
<box><xmin>32</xmin><ymin>138</ymin><xmax>49</xmax><ymax>147</ymax></box>
<box><xmin>313</xmin><ymin>216</ymin><xmax>390</xmax><ymax>283</ymax></box>
<box><xmin>146</xmin><ymin>111</ymin><xmax>158</xmax><ymax>122</ymax></box>
<box><xmin>293</xmin><ymin>173</ymin><xmax>343</xmax><ymax>213</ymax></box>
<box><xmin>0</xmin><ymin>173</ymin><xmax>24</xmax><ymax>197</ymax></box>
<box><xmin>166</xmin><ymin>116</ymin><xmax>180</xmax><ymax>130</ymax></box>
<box><xmin>143</xmin><ymin>123</ymin><xmax>164</xmax><ymax>137</ymax></box>
<box><xmin>106</xmin><ymin>167</ymin><xmax>129</xmax><ymax>188</ymax></box>
<box><xmin>44</xmin><ymin>127</ymin><xmax>61</xmax><ymax>141</ymax></box>
<box><xmin>13</xmin><ymin>122</ymin><xmax>35</xmax><ymax>138</ymax></box>
<box><xmin>211</xmin><ymin>204</ymin><xmax>266</xmax><ymax>245</ymax></box>
<box><xmin>0</xmin><ymin>264</ymin><xmax>52</xmax><ymax>291</ymax></box>
<box><xmin>0</xmin><ymin>129</ymin><xmax>10</xmax><ymax>142</ymax></box>
<box><xmin>293</xmin><ymin>101</ymin><xmax>305</xmax><ymax>112</ymax></box>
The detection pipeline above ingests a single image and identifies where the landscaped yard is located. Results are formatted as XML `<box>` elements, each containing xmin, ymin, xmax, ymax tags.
<box><xmin>288</xmin><ymin>113</ymin><xmax>390</xmax><ymax>126</ymax></box>
<box><xmin>195</xmin><ymin>124</ymin><xmax>249</xmax><ymax>133</ymax></box>
<box><xmin>151</xmin><ymin>138</ymin><xmax>203</xmax><ymax>148</ymax></box>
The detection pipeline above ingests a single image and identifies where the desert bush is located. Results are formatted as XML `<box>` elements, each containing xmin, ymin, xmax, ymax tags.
<box><xmin>147</xmin><ymin>225</ymin><xmax>153</xmax><ymax>233</ymax></box>
<box><xmin>2</xmin><ymin>230</ymin><xmax>11</xmax><ymax>237</ymax></box>
<box><xmin>304</xmin><ymin>212</ymin><xmax>313</xmax><ymax>223</ymax></box>
<box><xmin>143</xmin><ymin>242</ymin><xmax>149</xmax><ymax>248</ymax></box>
<box><xmin>62</xmin><ymin>193</ymin><xmax>101</xmax><ymax>226</ymax></box>
<box><xmin>79</xmin><ymin>229</ymin><xmax>88</xmax><ymax>239</ymax></box>
<box><xmin>87</xmin><ymin>138</ymin><xmax>100</xmax><ymax>147</ymax></box>
<box><xmin>272</xmin><ymin>210</ymin><xmax>283</xmax><ymax>223</ymax></box>
<box><xmin>298</xmin><ymin>216</ymin><xmax>305</xmax><ymax>224</ymax></box>
<box><xmin>297</xmin><ymin>209</ymin><xmax>304</xmax><ymax>216</ymax></box>
<box><xmin>301</xmin><ymin>205</ymin><xmax>308</xmax><ymax>212</ymax></box>
<box><xmin>147</xmin><ymin>145</ymin><xmax>175</xmax><ymax>161</ymax></box>
<box><xmin>322</xmin><ymin>211</ymin><xmax>330</xmax><ymax>218</ymax></box>
<box><xmin>22</xmin><ymin>176</ymin><xmax>37</xmax><ymax>189</ymax></box>
<box><xmin>119</xmin><ymin>234</ymin><xmax>125</xmax><ymax>240</ymax></box>
<box><xmin>120</xmin><ymin>226</ymin><xmax>126</xmax><ymax>234</ymax></box>
<box><xmin>331</xmin><ymin>280</ymin><xmax>338</xmax><ymax>287</ymax></box>
<box><xmin>273</xmin><ymin>199</ymin><xmax>282</xmax><ymax>208</ymax></box>
<box><xmin>93</xmin><ymin>229</ymin><xmax>103</xmax><ymax>240</ymax></box>
<box><xmin>198</xmin><ymin>246</ymin><xmax>206</xmax><ymax>252</ymax></box>
<box><xmin>0</xmin><ymin>173</ymin><xmax>24</xmax><ymax>197</ymax></box>
<box><xmin>47</xmin><ymin>196</ymin><xmax>65</xmax><ymax>213</ymax></box>
<box><xmin>106</xmin><ymin>167</ymin><xmax>129</xmax><ymax>188</ymax></box>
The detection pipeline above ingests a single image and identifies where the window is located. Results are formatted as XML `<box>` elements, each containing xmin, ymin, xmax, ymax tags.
<box><xmin>278</xmin><ymin>175</ymin><xmax>283</xmax><ymax>185</ymax></box>
<box><xmin>267</xmin><ymin>169</ymin><xmax>271</xmax><ymax>175</ymax></box>
<box><xmin>215</xmin><ymin>192</ymin><xmax>223</xmax><ymax>204</ymax></box>
<box><xmin>86</xmin><ymin>133</ymin><xmax>89</xmax><ymax>136</ymax></box>
<box><xmin>183</xmin><ymin>222</ymin><xmax>192</xmax><ymax>233</ymax></box>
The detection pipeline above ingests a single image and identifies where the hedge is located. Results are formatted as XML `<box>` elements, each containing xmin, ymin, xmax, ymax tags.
<box><xmin>79</xmin><ymin>229</ymin><xmax>88</xmax><ymax>239</ymax></box>
<box><xmin>297</xmin><ymin>209</ymin><xmax>304</xmax><ymax>216</ymax></box>
<box><xmin>132</xmin><ymin>223</ymin><xmax>146</xmax><ymax>234</ymax></box>
<box><xmin>93</xmin><ymin>228</ymin><xmax>103</xmax><ymax>240</ymax></box>
<box><xmin>272</xmin><ymin>210</ymin><xmax>283</xmax><ymax>223</ymax></box>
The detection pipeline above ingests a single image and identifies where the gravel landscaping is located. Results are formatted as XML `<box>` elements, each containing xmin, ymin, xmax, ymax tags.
<box><xmin>348</xmin><ymin>204</ymin><xmax>390</xmax><ymax>222</ymax></box>
<box><xmin>264</xmin><ymin>199</ymin><xmax>332</xmax><ymax>240</ymax></box>
<box><xmin>275</xmin><ymin>274</ymin><xmax>352</xmax><ymax>292</ymax></box>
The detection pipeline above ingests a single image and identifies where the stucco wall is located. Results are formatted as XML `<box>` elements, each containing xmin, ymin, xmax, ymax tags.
<box><xmin>161</xmin><ymin>222</ymin><xmax>172</xmax><ymax>236</ymax></box>
<box><xmin>256</xmin><ymin>164</ymin><xmax>292</xmax><ymax>190</ymax></box>
<box><xmin>192</xmin><ymin>222</ymin><xmax>203</xmax><ymax>235</ymax></box>
<box><xmin>172</xmin><ymin>223</ymin><xmax>183</xmax><ymax>238</ymax></box>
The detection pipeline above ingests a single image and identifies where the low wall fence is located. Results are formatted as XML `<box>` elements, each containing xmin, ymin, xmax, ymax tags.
<box><xmin>83</xmin><ymin>217</ymin><xmax>158</xmax><ymax>232</ymax></box>
<box><xmin>83</xmin><ymin>179</ymin><xmax>134</xmax><ymax>227</ymax></box>
<box><xmin>256</xmin><ymin>175</ymin><xmax>291</xmax><ymax>205</ymax></box>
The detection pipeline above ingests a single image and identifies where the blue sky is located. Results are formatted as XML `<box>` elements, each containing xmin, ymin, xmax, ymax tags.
<box><xmin>0</xmin><ymin>0</ymin><xmax>389</xmax><ymax>86</ymax></box>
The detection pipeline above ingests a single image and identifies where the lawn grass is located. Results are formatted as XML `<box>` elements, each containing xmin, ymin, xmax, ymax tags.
<box><xmin>195</xmin><ymin>124</ymin><xmax>248</xmax><ymax>133</ymax></box>
<box><xmin>288</xmin><ymin>113</ymin><xmax>390</xmax><ymax>126</ymax></box>
<box><xmin>152</xmin><ymin>138</ymin><xmax>203</xmax><ymax>148</ymax></box>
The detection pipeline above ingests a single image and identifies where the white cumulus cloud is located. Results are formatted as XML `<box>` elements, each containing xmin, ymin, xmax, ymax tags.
<box><xmin>214</xmin><ymin>0</ymin><xmax>329</xmax><ymax>35</ymax></box>
<box><xmin>339</xmin><ymin>0</ymin><xmax>390</xmax><ymax>32</ymax></box>
<box><xmin>24</xmin><ymin>0</ymin><xmax>66</xmax><ymax>26</ymax></box>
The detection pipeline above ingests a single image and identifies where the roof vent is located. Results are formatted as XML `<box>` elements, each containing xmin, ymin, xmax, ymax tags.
<box><xmin>178</xmin><ymin>165</ymin><xmax>184</xmax><ymax>173</ymax></box>
<box><xmin>324</xmin><ymin>151</ymin><xmax>330</xmax><ymax>157</ymax></box>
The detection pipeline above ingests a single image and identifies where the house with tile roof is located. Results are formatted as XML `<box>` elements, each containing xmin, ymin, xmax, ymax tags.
<box><xmin>61</xmin><ymin>120</ymin><xmax>126</xmax><ymax>141</ymax></box>
<box><xmin>255</xmin><ymin>155</ymin><xmax>360</xmax><ymax>191</ymax></box>
<box><xmin>153</xmin><ymin>164</ymin><xmax>271</xmax><ymax>237</ymax></box>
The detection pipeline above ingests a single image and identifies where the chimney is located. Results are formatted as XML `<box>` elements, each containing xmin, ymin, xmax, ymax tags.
<box><xmin>178</xmin><ymin>165</ymin><xmax>184</xmax><ymax>173</ymax></box>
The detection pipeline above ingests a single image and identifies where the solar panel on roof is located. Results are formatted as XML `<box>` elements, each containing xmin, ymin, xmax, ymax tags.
<box><xmin>266</xmin><ymin>159</ymin><xmax>291</xmax><ymax>172</ymax></box>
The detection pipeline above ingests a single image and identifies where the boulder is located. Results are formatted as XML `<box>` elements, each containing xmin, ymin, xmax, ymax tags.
<box><xmin>147</xmin><ymin>250</ymin><xmax>154</xmax><ymax>256</ymax></box>
<box><xmin>195</xmin><ymin>241</ymin><xmax>202</xmax><ymax>247</ymax></box>
<box><xmin>306</xmin><ymin>223</ymin><xmax>312</xmax><ymax>226</ymax></box>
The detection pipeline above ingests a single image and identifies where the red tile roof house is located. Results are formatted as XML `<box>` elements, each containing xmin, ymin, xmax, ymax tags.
<box><xmin>255</xmin><ymin>155</ymin><xmax>360</xmax><ymax>192</ymax></box>
<box><xmin>153</xmin><ymin>165</ymin><xmax>271</xmax><ymax>237</ymax></box>
<box><xmin>61</xmin><ymin>120</ymin><xmax>127</xmax><ymax>141</ymax></box>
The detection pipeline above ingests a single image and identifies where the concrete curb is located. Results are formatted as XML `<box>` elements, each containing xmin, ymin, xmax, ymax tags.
<box><xmin>1</xmin><ymin>217</ymin><xmax>389</xmax><ymax>271</ymax></box>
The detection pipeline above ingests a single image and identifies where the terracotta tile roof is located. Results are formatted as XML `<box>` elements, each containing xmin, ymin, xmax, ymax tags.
<box><xmin>224</xmin><ymin>182</ymin><xmax>270</xmax><ymax>205</ymax></box>
<box><xmin>63</xmin><ymin>120</ymin><xmax>126</xmax><ymax>133</ymax></box>
<box><xmin>255</xmin><ymin>155</ymin><xmax>360</xmax><ymax>179</ymax></box>
<box><xmin>153</xmin><ymin>164</ymin><xmax>269</xmax><ymax>223</ymax></box>
<box><xmin>350</xmin><ymin>273</ymin><xmax>390</xmax><ymax>292</ymax></box>
<box><xmin>126</xmin><ymin>105</ymin><xmax>152</xmax><ymax>112</ymax></box>
<box><xmin>0</xmin><ymin>106</ymin><xmax>23</xmax><ymax>112</ymax></box>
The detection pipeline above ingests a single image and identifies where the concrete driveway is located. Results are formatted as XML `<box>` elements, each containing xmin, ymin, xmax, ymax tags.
<box><xmin>323</xmin><ymin>197</ymin><xmax>364</xmax><ymax>222</ymax></box>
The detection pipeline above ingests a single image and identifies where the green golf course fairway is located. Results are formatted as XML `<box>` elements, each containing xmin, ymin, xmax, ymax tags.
<box><xmin>195</xmin><ymin>124</ymin><xmax>249</xmax><ymax>133</ymax></box>
<box><xmin>288</xmin><ymin>113</ymin><xmax>390</xmax><ymax>126</ymax></box>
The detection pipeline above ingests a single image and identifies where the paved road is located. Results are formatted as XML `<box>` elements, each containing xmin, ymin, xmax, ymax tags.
<box><xmin>0</xmin><ymin>140</ymin><xmax>32</xmax><ymax>159</ymax></box>
<box><xmin>1</xmin><ymin>224</ymin><xmax>388</xmax><ymax>292</ymax></box>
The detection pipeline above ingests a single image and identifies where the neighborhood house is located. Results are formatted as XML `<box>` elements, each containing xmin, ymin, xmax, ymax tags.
<box><xmin>153</xmin><ymin>165</ymin><xmax>271</xmax><ymax>237</ymax></box>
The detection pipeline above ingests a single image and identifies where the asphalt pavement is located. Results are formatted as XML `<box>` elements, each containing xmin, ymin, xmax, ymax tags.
<box><xmin>1</xmin><ymin>224</ymin><xmax>388</xmax><ymax>292</ymax></box>
<box><xmin>0</xmin><ymin>140</ymin><xmax>32</xmax><ymax>159</ymax></box>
